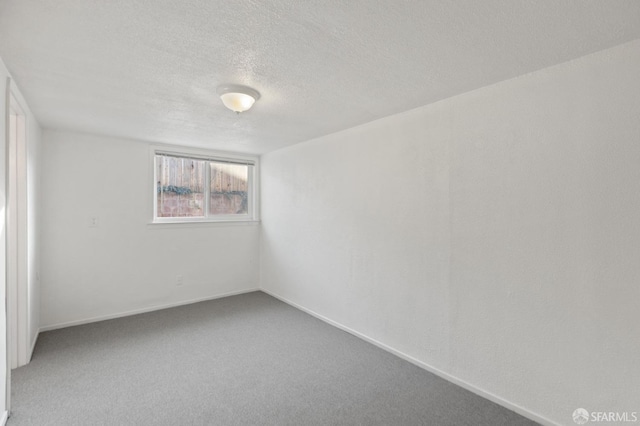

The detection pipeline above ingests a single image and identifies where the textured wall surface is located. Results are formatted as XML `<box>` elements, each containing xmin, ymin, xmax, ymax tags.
<box><xmin>260</xmin><ymin>40</ymin><xmax>640</xmax><ymax>425</ymax></box>
<box><xmin>1</xmin><ymin>1</ymin><xmax>639</xmax><ymax>153</ymax></box>
<box><xmin>40</xmin><ymin>130</ymin><xmax>260</xmax><ymax>328</ymax></box>
<box><xmin>25</xmin><ymin>93</ymin><xmax>42</xmax><ymax>357</ymax></box>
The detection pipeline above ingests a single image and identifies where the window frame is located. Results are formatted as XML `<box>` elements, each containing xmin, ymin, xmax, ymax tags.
<box><xmin>150</xmin><ymin>145</ymin><xmax>259</xmax><ymax>224</ymax></box>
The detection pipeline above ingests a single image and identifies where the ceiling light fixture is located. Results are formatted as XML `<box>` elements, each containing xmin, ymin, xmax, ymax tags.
<box><xmin>217</xmin><ymin>84</ymin><xmax>260</xmax><ymax>113</ymax></box>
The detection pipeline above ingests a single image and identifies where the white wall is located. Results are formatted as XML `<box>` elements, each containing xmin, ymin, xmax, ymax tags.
<box><xmin>260</xmin><ymin>39</ymin><xmax>640</xmax><ymax>426</ymax></box>
<box><xmin>26</xmin><ymin>111</ymin><xmax>41</xmax><ymax>357</ymax></box>
<box><xmin>40</xmin><ymin>130</ymin><xmax>260</xmax><ymax>329</ymax></box>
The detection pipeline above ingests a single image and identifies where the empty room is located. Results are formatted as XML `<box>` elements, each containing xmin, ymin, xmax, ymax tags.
<box><xmin>0</xmin><ymin>1</ymin><xmax>639</xmax><ymax>425</ymax></box>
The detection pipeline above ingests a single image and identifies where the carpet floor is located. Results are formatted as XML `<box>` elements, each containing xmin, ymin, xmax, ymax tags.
<box><xmin>9</xmin><ymin>291</ymin><xmax>538</xmax><ymax>425</ymax></box>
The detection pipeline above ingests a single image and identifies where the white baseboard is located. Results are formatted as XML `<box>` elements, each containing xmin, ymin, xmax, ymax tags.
<box><xmin>40</xmin><ymin>288</ymin><xmax>260</xmax><ymax>332</ymax></box>
<box><xmin>29</xmin><ymin>329</ymin><xmax>40</xmax><ymax>362</ymax></box>
<box><xmin>1</xmin><ymin>410</ymin><xmax>7</xmax><ymax>426</ymax></box>
<box><xmin>260</xmin><ymin>288</ymin><xmax>558</xmax><ymax>426</ymax></box>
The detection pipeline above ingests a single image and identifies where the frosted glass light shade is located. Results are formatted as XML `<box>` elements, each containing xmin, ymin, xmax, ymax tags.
<box><xmin>217</xmin><ymin>84</ymin><xmax>260</xmax><ymax>113</ymax></box>
<box><xmin>220</xmin><ymin>92</ymin><xmax>255</xmax><ymax>112</ymax></box>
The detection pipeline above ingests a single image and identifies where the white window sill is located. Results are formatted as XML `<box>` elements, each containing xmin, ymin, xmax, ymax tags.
<box><xmin>147</xmin><ymin>219</ymin><xmax>260</xmax><ymax>229</ymax></box>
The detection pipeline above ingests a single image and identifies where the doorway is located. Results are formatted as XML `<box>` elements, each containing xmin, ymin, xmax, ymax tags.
<box><xmin>6</xmin><ymin>88</ymin><xmax>32</xmax><ymax>415</ymax></box>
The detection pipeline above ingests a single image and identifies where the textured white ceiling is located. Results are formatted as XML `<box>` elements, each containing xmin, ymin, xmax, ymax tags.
<box><xmin>1</xmin><ymin>1</ymin><xmax>639</xmax><ymax>154</ymax></box>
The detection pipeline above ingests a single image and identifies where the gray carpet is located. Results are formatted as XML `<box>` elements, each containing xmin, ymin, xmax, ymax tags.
<box><xmin>9</xmin><ymin>291</ymin><xmax>538</xmax><ymax>426</ymax></box>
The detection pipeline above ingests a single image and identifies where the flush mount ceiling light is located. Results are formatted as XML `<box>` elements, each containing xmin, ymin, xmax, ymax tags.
<box><xmin>216</xmin><ymin>84</ymin><xmax>260</xmax><ymax>113</ymax></box>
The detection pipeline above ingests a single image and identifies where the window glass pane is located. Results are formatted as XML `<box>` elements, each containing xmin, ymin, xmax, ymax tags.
<box><xmin>156</xmin><ymin>155</ymin><xmax>205</xmax><ymax>217</ymax></box>
<box><xmin>210</xmin><ymin>162</ymin><xmax>249</xmax><ymax>215</ymax></box>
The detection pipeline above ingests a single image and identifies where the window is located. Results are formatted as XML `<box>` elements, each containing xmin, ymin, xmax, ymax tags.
<box><xmin>153</xmin><ymin>149</ymin><xmax>257</xmax><ymax>223</ymax></box>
